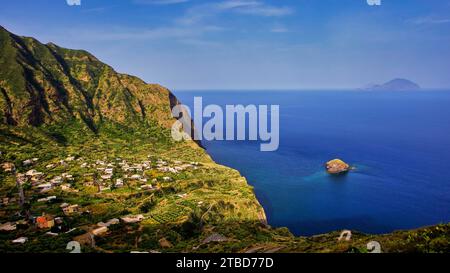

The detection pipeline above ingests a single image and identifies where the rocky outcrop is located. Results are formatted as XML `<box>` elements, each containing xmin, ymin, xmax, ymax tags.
<box><xmin>326</xmin><ymin>159</ymin><xmax>350</xmax><ymax>174</ymax></box>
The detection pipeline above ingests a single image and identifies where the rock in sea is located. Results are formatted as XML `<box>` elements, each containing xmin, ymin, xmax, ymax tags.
<box><xmin>326</xmin><ymin>159</ymin><xmax>350</xmax><ymax>174</ymax></box>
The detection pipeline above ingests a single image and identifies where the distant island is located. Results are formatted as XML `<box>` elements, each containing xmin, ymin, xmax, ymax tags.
<box><xmin>362</xmin><ymin>78</ymin><xmax>421</xmax><ymax>91</ymax></box>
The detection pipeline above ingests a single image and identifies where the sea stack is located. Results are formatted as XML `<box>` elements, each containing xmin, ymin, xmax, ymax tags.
<box><xmin>326</xmin><ymin>159</ymin><xmax>350</xmax><ymax>174</ymax></box>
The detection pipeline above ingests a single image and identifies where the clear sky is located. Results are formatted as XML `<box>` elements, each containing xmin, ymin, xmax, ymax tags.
<box><xmin>1</xmin><ymin>0</ymin><xmax>450</xmax><ymax>90</ymax></box>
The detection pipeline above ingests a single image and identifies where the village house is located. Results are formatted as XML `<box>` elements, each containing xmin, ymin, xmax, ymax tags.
<box><xmin>158</xmin><ymin>166</ymin><xmax>179</xmax><ymax>173</ymax></box>
<box><xmin>26</xmin><ymin>169</ymin><xmax>44</xmax><ymax>177</ymax></box>
<box><xmin>66</xmin><ymin>156</ymin><xmax>75</xmax><ymax>161</ymax></box>
<box><xmin>121</xmin><ymin>215</ymin><xmax>145</xmax><ymax>224</ymax></box>
<box><xmin>157</xmin><ymin>159</ymin><xmax>167</xmax><ymax>166</ymax></box>
<box><xmin>46</xmin><ymin>231</ymin><xmax>59</xmax><ymax>237</ymax></box>
<box><xmin>142</xmin><ymin>161</ymin><xmax>151</xmax><ymax>169</ymax></box>
<box><xmin>12</xmin><ymin>237</ymin><xmax>28</xmax><ymax>244</ymax></box>
<box><xmin>36</xmin><ymin>215</ymin><xmax>55</xmax><ymax>229</ymax></box>
<box><xmin>61</xmin><ymin>184</ymin><xmax>72</xmax><ymax>191</ymax></box>
<box><xmin>0</xmin><ymin>222</ymin><xmax>17</xmax><ymax>231</ymax></box>
<box><xmin>101</xmin><ymin>174</ymin><xmax>113</xmax><ymax>180</ymax></box>
<box><xmin>37</xmin><ymin>196</ymin><xmax>57</xmax><ymax>203</ymax></box>
<box><xmin>91</xmin><ymin>226</ymin><xmax>108</xmax><ymax>236</ymax></box>
<box><xmin>46</xmin><ymin>164</ymin><xmax>55</xmax><ymax>169</ymax></box>
<box><xmin>100</xmin><ymin>185</ymin><xmax>111</xmax><ymax>192</ymax></box>
<box><xmin>22</xmin><ymin>159</ymin><xmax>33</xmax><ymax>166</ymax></box>
<box><xmin>50</xmin><ymin>176</ymin><xmax>63</xmax><ymax>185</ymax></box>
<box><xmin>1</xmin><ymin>162</ymin><xmax>15</xmax><ymax>172</ymax></box>
<box><xmin>115</xmin><ymin>179</ymin><xmax>124</xmax><ymax>188</ymax></box>
<box><xmin>62</xmin><ymin>204</ymin><xmax>80</xmax><ymax>216</ymax></box>
<box><xmin>62</xmin><ymin>173</ymin><xmax>74</xmax><ymax>181</ymax></box>
<box><xmin>177</xmin><ymin>193</ymin><xmax>188</xmax><ymax>199</ymax></box>
<box><xmin>96</xmin><ymin>160</ymin><xmax>104</xmax><ymax>165</ymax></box>
<box><xmin>130</xmin><ymin>174</ymin><xmax>142</xmax><ymax>180</ymax></box>
<box><xmin>140</xmin><ymin>184</ymin><xmax>155</xmax><ymax>191</ymax></box>
<box><xmin>123</xmin><ymin>164</ymin><xmax>143</xmax><ymax>172</ymax></box>
<box><xmin>30</xmin><ymin>176</ymin><xmax>42</xmax><ymax>183</ymax></box>
<box><xmin>36</xmin><ymin>183</ymin><xmax>53</xmax><ymax>192</ymax></box>
<box><xmin>97</xmin><ymin>218</ymin><xmax>120</xmax><ymax>227</ymax></box>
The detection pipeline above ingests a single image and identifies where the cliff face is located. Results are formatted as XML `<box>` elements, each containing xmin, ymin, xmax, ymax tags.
<box><xmin>0</xmin><ymin>26</ymin><xmax>177</xmax><ymax>131</ymax></box>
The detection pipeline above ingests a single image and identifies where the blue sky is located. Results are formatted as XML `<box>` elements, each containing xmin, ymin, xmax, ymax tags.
<box><xmin>1</xmin><ymin>0</ymin><xmax>450</xmax><ymax>89</ymax></box>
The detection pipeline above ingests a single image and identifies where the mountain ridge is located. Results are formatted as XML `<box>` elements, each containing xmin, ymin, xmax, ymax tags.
<box><xmin>0</xmin><ymin>25</ymin><xmax>182</xmax><ymax>132</ymax></box>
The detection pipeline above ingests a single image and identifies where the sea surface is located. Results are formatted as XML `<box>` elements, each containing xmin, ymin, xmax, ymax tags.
<box><xmin>174</xmin><ymin>90</ymin><xmax>450</xmax><ymax>236</ymax></box>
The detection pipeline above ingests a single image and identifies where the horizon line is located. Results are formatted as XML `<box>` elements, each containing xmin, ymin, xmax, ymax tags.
<box><xmin>172</xmin><ymin>87</ymin><xmax>450</xmax><ymax>92</ymax></box>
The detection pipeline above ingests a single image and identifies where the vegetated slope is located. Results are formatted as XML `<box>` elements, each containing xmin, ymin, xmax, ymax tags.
<box><xmin>0</xmin><ymin>25</ymin><xmax>179</xmax><ymax>130</ymax></box>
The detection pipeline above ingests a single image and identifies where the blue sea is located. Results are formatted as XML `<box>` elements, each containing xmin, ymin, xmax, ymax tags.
<box><xmin>174</xmin><ymin>90</ymin><xmax>450</xmax><ymax>236</ymax></box>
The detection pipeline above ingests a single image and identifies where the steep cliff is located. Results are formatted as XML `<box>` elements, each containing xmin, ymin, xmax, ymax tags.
<box><xmin>0</xmin><ymin>26</ymin><xmax>178</xmax><ymax>131</ymax></box>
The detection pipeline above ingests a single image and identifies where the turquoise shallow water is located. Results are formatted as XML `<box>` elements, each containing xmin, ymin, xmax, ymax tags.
<box><xmin>174</xmin><ymin>90</ymin><xmax>450</xmax><ymax>236</ymax></box>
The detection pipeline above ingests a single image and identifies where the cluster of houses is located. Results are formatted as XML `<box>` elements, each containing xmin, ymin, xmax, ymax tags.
<box><xmin>2</xmin><ymin>155</ymin><xmax>200</xmax><ymax>194</ymax></box>
<box><xmin>156</xmin><ymin>159</ymin><xmax>199</xmax><ymax>174</ymax></box>
<box><xmin>78</xmin><ymin>157</ymin><xmax>200</xmax><ymax>192</ymax></box>
<box><xmin>0</xmin><ymin>154</ymin><xmax>203</xmax><ymax>246</ymax></box>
